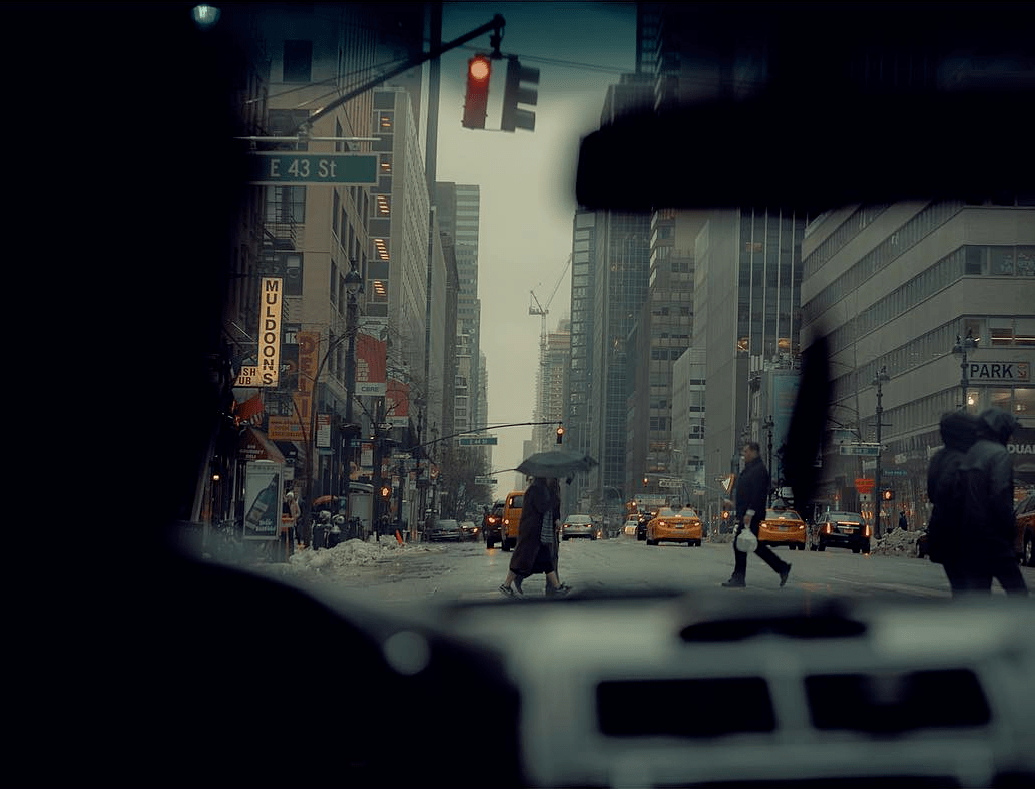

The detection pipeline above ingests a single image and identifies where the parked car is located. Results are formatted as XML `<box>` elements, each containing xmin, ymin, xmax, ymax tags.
<box><xmin>428</xmin><ymin>519</ymin><xmax>463</xmax><ymax>542</ymax></box>
<box><xmin>646</xmin><ymin>507</ymin><xmax>702</xmax><ymax>546</ymax></box>
<box><xmin>482</xmin><ymin>501</ymin><xmax>504</xmax><ymax>548</ymax></box>
<box><xmin>809</xmin><ymin>510</ymin><xmax>871</xmax><ymax>553</ymax></box>
<box><xmin>1015</xmin><ymin>493</ymin><xmax>1035</xmax><ymax>567</ymax></box>
<box><xmin>561</xmin><ymin>514</ymin><xmax>596</xmax><ymax>540</ymax></box>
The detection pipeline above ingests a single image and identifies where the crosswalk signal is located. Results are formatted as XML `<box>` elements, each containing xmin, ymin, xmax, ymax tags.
<box><xmin>882</xmin><ymin>489</ymin><xmax>895</xmax><ymax>501</ymax></box>
<box><xmin>501</xmin><ymin>56</ymin><xmax>538</xmax><ymax>132</ymax></box>
<box><xmin>380</xmin><ymin>485</ymin><xmax>392</xmax><ymax>501</ymax></box>
<box><xmin>556</xmin><ymin>426</ymin><xmax>565</xmax><ymax>445</ymax></box>
<box><xmin>462</xmin><ymin>54</ymin><xmax>492</xmax><ymax>129</ymax></box>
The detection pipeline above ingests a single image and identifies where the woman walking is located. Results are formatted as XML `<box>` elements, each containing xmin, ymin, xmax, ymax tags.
<box><xmin>499</xmin><ymin>477</ymin><xmax>569</xmax><ymax>597</ymax></box>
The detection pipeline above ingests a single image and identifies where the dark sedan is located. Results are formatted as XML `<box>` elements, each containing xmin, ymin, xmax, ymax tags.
<box><xmin>428</xmin><ymin>519</ymin><xmax>463</xmax><ymax>542</ymax></box>
<box><xmin>482</xmin><ymin>502</ymin><xmax>504</xmax><ymax>548</ymax></box>
<box><xmin>810</xmin><ymin>511</ymin><xmax>872</xmax><ymax>553</ymax></box>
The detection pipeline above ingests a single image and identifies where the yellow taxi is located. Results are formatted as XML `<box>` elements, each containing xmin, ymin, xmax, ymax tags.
<box><xmin>500</xmin><ymin>490</ymin><xmax>524</xmax><ymax>552</ymax></box>
<box><xmin>645</xmin><ymin>507</ymin><xmax>703</xmax><ymax>547</ymax></box>
<box><xmin>758</xmin><ymin>506</ymin><xmax>808</xmax><ymax>550</ymax></box>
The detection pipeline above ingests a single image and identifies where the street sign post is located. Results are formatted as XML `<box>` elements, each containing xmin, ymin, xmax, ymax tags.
<box><xmin>249</xmin><ymin>153</ymin><xmax>379</xmax><ymax>185</ymax></box>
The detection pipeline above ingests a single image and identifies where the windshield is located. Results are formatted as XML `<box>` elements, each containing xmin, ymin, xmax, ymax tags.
<box><xmin>29</xmin><ymin>3</ymin><xmax>1034</xmax><ymax>787</ymax></box>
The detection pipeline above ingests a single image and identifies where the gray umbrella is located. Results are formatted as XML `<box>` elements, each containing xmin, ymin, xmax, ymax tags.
<box><xmin>516</xmin><ymin>449</ymin><xmax>599</xmax><ymax>479</ymax></box>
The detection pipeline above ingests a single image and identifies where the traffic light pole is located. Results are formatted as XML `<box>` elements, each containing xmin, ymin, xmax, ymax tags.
<box><xmin>301</xmin><ymin>15</ymin><xmax>506</xmax><ymax>133</ymax></box>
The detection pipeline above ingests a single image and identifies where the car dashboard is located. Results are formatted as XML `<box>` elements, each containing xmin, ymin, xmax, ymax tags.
<box><xmin>410</xmin><ymin>591</ymin><xmax>1035</xmax><ymax>788</ymax></box>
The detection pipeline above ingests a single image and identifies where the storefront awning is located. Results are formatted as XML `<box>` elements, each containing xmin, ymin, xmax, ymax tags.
<box><xmin>239</xmin><ymin>427</ymin><xmax>286</xmax><ymax>464</ymax></box>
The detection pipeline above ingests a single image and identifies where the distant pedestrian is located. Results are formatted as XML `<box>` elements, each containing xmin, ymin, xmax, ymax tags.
<box><xmin>958</xmin><ymin>407</ymin><xmax>1028</xmax><ymax>596</ymax></box>
<box><xmin>926</xmin><ymin>411</ymin><xmax>980</xmax><ymax>594</ymax></box>
<box><xmin>499</xmin><ymin>477</ymin><xmax>569</xmax><ymax>597</ymax></box>
<box><xmin>722</xmin><ymin>442</ymin><xmax>792</xmax><ymax>588</ymax></box>
<box><xmin>898</xmin><ymin>510</ymin><xmax>908</xmax><ymax>531</ymax></box>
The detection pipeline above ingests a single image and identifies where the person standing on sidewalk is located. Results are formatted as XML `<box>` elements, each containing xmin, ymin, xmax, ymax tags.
<box><xmin>722</xmin><ymin>442</ymin><xmax>792</xmax><ymax>588</ymax></box>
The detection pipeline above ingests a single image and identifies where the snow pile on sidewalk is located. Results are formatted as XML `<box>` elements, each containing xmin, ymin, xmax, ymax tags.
<box><xmin>871</xmin><ymin>528</ymin><xmax>921</xmax><ymax>557</ymax></box>
<box><xmin>294</xmin><ymin>538</ymin><xmax>439</xmax><ymax>571</ymax></box>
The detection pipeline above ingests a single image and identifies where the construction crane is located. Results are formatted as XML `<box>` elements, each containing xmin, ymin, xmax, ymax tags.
<box><xmin>529</xmin><ymin>256</ymin><xmax>571</xmax><ymax>447</ymax></box>
<box><xmin>529</xmin><ymin>254</ymin><xmax>572</xmax><ymax>346</ymax></box>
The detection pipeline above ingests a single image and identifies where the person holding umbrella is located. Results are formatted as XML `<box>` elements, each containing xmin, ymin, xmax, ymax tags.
<box><xmin>498</xmin><ymin>476</ymin><xmax>569</xmax><ymax>597</ymax></box>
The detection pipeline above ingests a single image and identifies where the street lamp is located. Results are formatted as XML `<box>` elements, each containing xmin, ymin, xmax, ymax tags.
<box><xmin>303</xmin><ymin>264</ymin><xmax>363</xmax><ymax>539</ymax></box>
<box><xmin>872</xmin><ymin>365</ymin><xmax>890</xmax><ymax>538</ymax></box>
<box><xmin>762</xmin><ymin>415</ymin><xmax>774</xmax><ymax>474</ymax></box>
<box><xmin>951</xmin><ymin>329</ymin><xmax>977</xmax><ymax>411</ymax></box>
<box><xmin>343</xmin><ymin>265</ymin><xmax>363</xmax><ymax>427</ymax></box>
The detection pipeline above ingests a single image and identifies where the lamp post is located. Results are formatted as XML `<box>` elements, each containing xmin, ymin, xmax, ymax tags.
<box><xmin>303</xmin><ymin>264</ymin><xmax>362</xmax><ymax>535</ymax></box>
<box><xmin>951</xmin><ymin>329</ymin><xmax>977</xmax><ymax>411</ymax></box>
<box><xmin>872</xmin><ymin>365</ymin><xmax>890</xmax><ymax>538</ymax></box>
<box><xmin>762</xmin><ymin>415</ymin><xmax>774</xmax><ymax>475</ymax></box>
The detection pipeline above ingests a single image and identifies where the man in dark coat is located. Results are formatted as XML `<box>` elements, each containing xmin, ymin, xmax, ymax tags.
<box><xmin>926</xmin><ymin>411</ymin><xmax>979</xmax><ymax>594</ymax></box>
<box><xmin>723</xmin><ymin>442</ymin><xmax>792</xmax><ymax>588</ymax></box>
<box><xmin>958</xmin><ymin>407</ymin><xmax>1028</xmax><ymax>596</ymax></box>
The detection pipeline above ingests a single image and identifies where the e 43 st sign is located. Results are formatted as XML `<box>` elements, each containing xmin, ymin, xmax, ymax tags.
<box><xmin>249</xmin><ymin>153</ymin><xmax>378</xmax><ymax>185</ymax></box>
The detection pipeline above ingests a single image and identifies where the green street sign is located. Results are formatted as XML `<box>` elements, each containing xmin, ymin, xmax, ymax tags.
<box><xmin>249</xmin><ymin>153</ymin><xmax>378</xmax><ymax>185</ymax></box>
<box><xmin>458</xmin><ymin>436</ymin><xmax>498</xmax><ymax>446</ymax></box>
<box><xmin>839</xmin><ymin>443</ymin><xmax>881</xmax><ymax>456</ymax></box>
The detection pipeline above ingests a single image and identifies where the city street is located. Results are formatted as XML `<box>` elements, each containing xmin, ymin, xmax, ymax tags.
<box><xmin>263</xmin><ymin>534</ymin><xmax>1035</xmax><ymax>606</ymax></box>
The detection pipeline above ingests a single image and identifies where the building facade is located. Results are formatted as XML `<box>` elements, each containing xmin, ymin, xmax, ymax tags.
<box><xmin>800</xmin><ymin>200</ymin><xmax>1035</xmax><ymax>529</ymax></box>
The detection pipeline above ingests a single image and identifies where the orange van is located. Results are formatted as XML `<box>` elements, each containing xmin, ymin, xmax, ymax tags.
<box><xmin>501</xmin><ymin>489</ymin><xmax>524</xmax><ymax>551</ymax></box>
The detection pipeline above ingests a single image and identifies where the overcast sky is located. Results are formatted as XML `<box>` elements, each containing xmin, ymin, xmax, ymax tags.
<box><xmin>435</xmin><ymin>1</ymin><xmax>636</xmax><ymax>485</ymax></box>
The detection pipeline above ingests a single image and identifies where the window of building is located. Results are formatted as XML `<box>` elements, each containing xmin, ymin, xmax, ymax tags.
<box><xmin>283</xmin><ymin>40</ymin><xmax>312</xmax><ymax>83</ymax></box>
<box><xmin>265</xmin><ymin>186</ymin><xmax>306</xmax><ymax>223</ymax></box>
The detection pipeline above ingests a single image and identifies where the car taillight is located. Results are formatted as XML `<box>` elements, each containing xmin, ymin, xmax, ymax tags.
<box><xmin>864</xmin><ymin>525</ymin><xmax>872</xmax><ymax>537</ymax></box>
<box><xmin>798</xmin><ymin>524</ymin><xmax>805</xmax><ymax>530</ymax></box>
<box><xmin>823</xmin><ymin>524</ymin><xmax>832</xmax><ymax>533</ymax></box>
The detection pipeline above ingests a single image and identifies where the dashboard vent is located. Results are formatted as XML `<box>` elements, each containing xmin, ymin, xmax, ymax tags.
<box><xmin>597</xmin><ymin>677</ymin><xmax>774</xmax><ymax>737</ymax></box>
<box><xmin>806</xmin><ymin>669</ymin><xmax>991</xmax><ymax>732</ymax></box>
<box><xmin>680</xmin><ymin>614</ymin><xmax>867</xmax><ymax>642</ymax></box>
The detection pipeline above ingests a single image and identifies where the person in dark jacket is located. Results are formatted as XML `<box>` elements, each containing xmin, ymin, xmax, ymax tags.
<box><xmin>958</xmin><ymin>407</ymin><xmax>1028</xmax><ymax>596</ymax></box>
<box><xmin>926</xmin><ymin>411</ymin><xmax>980</xmax><ymax>594</ymax></box>
<box><xmin>722</xmin><ymin>442</ymin><xmax>792</xmax><ymax>588</ymax></box>
<box><xmin>499</xmin><ymin>477</ymin><xmax>568</xmax><ymax>597</ymax></box>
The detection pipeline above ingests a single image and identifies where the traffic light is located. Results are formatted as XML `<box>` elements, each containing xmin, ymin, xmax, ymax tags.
<box><xmin>643</xmin><ymin>476</ymin><xmax>648</xmax><ymax>488</ymax></box>
<box><xmin>882</xmin><ymin>489</ymin><xmax>894</xmax><ymax>501</ymax></box>
<box><xmin>462</xmin><ymin>54</ymin><xmax>492</xmax><ymax>129</ymax></box>
<box><xmin>501</xmin><ymin>56</ymin><xmax>538</xmax><ymax>132</ymax></box>
<box><xmin>556</xmin><ymin>425</ymin><xmax>565</xmax><ymax>444</ymax></box>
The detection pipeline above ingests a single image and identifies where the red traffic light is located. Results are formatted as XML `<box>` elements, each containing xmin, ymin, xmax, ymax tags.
<box><xmin>462</xmin><ymin>55</ymin><xmax>491</xmax><ymax>129</ymax></box>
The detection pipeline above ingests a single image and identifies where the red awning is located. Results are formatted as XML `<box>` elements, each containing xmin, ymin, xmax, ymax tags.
<box><xmin>239</xmin><ymin>427</ymin><xmax>286</xmax><ymax>464</ymax></box>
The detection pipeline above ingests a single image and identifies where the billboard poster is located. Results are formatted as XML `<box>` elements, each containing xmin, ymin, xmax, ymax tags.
<box><xmin>387</xmin><ymin>379</ymin><xmax>410</xmax><ymax>427</ymax></box>
<box><xmin>243</xmin><ymin>460</ymin><xmax>283</xmax><ymax>540</ymax></box>
<box><xmin>356</xmin><ymin>333</ymin><xmax>387</xmax><ymax>396</ymax></box>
